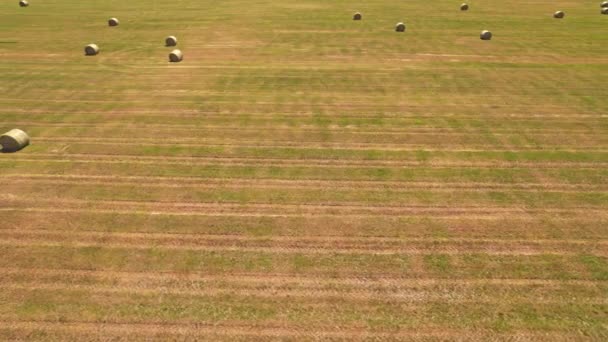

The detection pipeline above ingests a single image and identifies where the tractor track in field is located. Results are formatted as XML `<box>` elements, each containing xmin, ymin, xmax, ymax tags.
<box><xmin>32</xmin><ymin>137</ymin><xmax>608</xmax><ymax>151</ymax></box>
<box><xmin>7</xmin><ymin>154</ymin><xmax>608</xmax><ymax>170</ymax></box>
<box><xmin>0</xmin><ymin>229</ymin><xmax>605</xmax><ymax>256</ymax></box>
<box><xmin>2</xmin><ymin>174</ymin><xmax>606</xmax><ymax>192</ymax></box>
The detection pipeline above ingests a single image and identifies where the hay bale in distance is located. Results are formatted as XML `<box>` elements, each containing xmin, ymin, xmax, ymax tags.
<box><xmin>480</xmin><ymin>30</ymin><xmax>492</xmax><ymax>40</ymax></box>
<box><xmin>85</xmin><ymin>44</ymin><xmax>99</xmax><ymax>56</ymax></box>
<box><xmin>353</xmin><ymin>12</ymin><xmax>362</xmax><ymax>20</ymax></box>
<box><xmin>395</xmin><ymin>22</ymin><xmax>406</xmax><ymax>32</ymax></box>
<box><xmin>0</xmin><ymin>129</ymin><xmax>30</xmax><ymax>153</ymax></box>
<box><xmin>108</xmin><ymin>18</ymin><xmax>120</xmax><ymax>27</ymax></box>
<box><xmin>19</xmin><ymin>0</ymin><xmax>28</xmax><ymax>7</ymax></box>
<box><xmin>169</xmin><ymin>49</ymin><xmax>183</xmax><ymax>63</ymax></box>
<box><xmin>603</xmin><ymin>7</ymin><xmax>608</xmax><ymax>14</ymax></box>
<box><xmin>461</xmin><ymin>3</ymin><xmax>469</xmax><ymax>11</ymax></box>
<box><xmin>602</xmin><ymin>1</ymin><xmax>608</xmax><ymax>8</ymax></box>
<box><xmin>554</xmin><ymin>11</ymin><xmax>565</xmax><ymax>19</ymax></box>
<box><xmin>165</xmin><ymin>36</ymin><xmax>178</xmax><ymax>47</ymax></box>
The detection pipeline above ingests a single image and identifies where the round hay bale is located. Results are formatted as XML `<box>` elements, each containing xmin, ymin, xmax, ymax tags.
<box><xmin>84</xmin><ymin>44</ymin><xmax>99</xmax><ymax>56</ymax></box>
<box><xmin>353</xmin><ymin>12</ymin><xmax>362</xmax><ymax>20</ymax></box>
<box><xmin>19</xmin><ymin>0</ymin><xmax>28</xmax><ymax>7</ymax></box>
<box><xmin>480</xmin><ymin>30</ymin><xmax>492</xmax><ymax>40</ymax></box>
<box><xmin>603</xmin><ymin>7</ymin><xmax>608</xmax><ymax>14</ymax></box>
<box><xmin>602</xmin><ymin>1</ymin><xmax>608</xmax><ymax>8</ymax></box>
<box><xmin>554</xmin><ymin>11</ymin><xmax>565</xmax><ymax>19</ymax></box>
<box><xmin>169</xmin><ymin>49</ymin><xmax>183</xmax><ymax>63</ymax></box>
<box><xmin>0</xmin><ymin>129</ymin><xmax>30</xmax><ymax>153</ymax></box>
<box><xmin>165</xmin><ymin>36</ymin><xmax>178</xmax><ymax>47</ymax></box>
<box><xmin>461</xmin><ymin>3</ymin><xmax>469</xmax><ymax>11</ymax></box>
<box><xmin>395</xmin><ymin>22</ymin><xmax>406</xmax><ymax>32</ymax></box>
<box><xmin>108</xmin><ymin>18</ymin><xmax>120</xmax><ymax>27</ymax></box>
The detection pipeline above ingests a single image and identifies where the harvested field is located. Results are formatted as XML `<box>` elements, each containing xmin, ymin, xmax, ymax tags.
<box><xmin>0</xmin><ymin>0</ymin><xmax>607</xmax><ymax>340</ymax></box>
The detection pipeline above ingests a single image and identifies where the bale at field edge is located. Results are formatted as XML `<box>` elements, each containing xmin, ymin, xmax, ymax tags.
<box><xmin>0</xmin><ymin>129</ymin><xmax>30</xmax><ymax>153</ymax></box>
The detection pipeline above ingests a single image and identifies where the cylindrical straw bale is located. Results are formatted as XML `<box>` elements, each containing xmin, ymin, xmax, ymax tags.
<box><xmin>480</xmin><ymin>30</ymin><xmax>492</xmax><ymax>40</ymax></box>
<box><xmin>554</xmin><ymin>11</ymin><xmax>565</xmax><ymax>19</ymax></box>
<box><xmin>108</xmin><ymin>18</ymin><xmax>120</xmax><ymax>26</ymax></box>
<box><xmin>353</xmin><ymin>12</ymin><xmax>362</xmax><ymax>20</ymax></box>
<box><xmin>85</xmin><ymin>44</ymin><xmax>99</xmax><ymax>56</ymax></box>
<box><xmin>0</xmin><ymin>129</ymin><xmax>30</xmax><ymax>153</ymax></box>
<box><xmin>169</xmin><ymin>49</ymin><xmax>183</xmax><ymax>62</ymax></box>
<box><xmin>395</xmin><ymin>22</ymin><xmax>406</xmax><ymax>32</ymax></box>
<box><xmin>165</xmin><ymin>36</ymin><xmax>178</xmax><ymax>47</ymax></box>
<box><xmin>461</xmin><ymin>3</ymin><xmax>469</xmax><ymax>11</ymax></box>
<box><xmin>19</xmin><ymin>1</ymin><xmax>29</xmax><ymax>7</ymax></box>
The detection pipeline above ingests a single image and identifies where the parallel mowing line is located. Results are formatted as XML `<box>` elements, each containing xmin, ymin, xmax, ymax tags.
<box><xmin>0</xmin><ymin>232</ymin><xmax>604</xmax><ymax>256</ymax></box>
<box><xmin>30</xmin><ymin>136</ymin><xmax>608</xmax><ymax>148</ymax></box>
<box><xmin>17</xmin><ymin>126</ymin><xmax>608</xmax><ymax>137</ymax></box>
<box><xmin>7</xmin><ymin>122</ymin><xmax>605</xmax><ymax>134</ymax></box>
<box><xmin>0</xmin><ymin>175</ymin><xmax>608</xmax><ymax>194</ymax></box>
<box><xmin>3</xmin><ymin>108</ymin><xmax>605</xmax><ymax>119</ymax></box>
<box><xmin>31</xmin><ymin>138</ymin><xmax>608</xmax><ymax>151</ymax></box>
<box><xmin>2</xmin><ymin>229</ymin><xmax>604</xmax><ymax>246</ymax></box>
<box><xmin>7</xmin><ymin>156</ymin><xmax>608</xmax><ymax>170</ymax></box>
<box><xmin>3</xmin><ymin>175</ymin><xmax>604</xmax><ymax>192</ymax></box>
<box><xmin>0</xmin><ymin>240</ymin><xmax>590</xmax><ymax>256</ymax></box>
<box><xmin>1</xmin><ymin>228</ymin><xmax>605</xmax><ymax>251</ymax></box>
<box><xmin>1</xmin><ymin>203</ymin><xmax>606</xmax><ymax>219</ymax></box>
<box><xmin>0</xmin><ymin>268</ymin><xmax>602</xmax><ymax>287</ymax></box>
<box><xmin>2</xmin><ymin>198</ymin><xmax>607</xmax><ymax>215</ymax></box>
<box><xmin>0</xmin><ymin>321</ymin><xmax>575</xmax><ymax>340</ymax></box>
<box><xmin>0</xmin><ymin>207</ymin><xmax>596</xmax><ymax>220</ymax></box>
<box><xmin>0</xmin><ymin>283</ymin><xmax>604</xmax><ymax>305</ymax></box>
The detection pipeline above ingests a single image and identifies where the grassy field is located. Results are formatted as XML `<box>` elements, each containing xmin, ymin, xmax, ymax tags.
<box><xmin>1</xmin><ymin>0</ymin><xmax>607</xmax><ymax>339</ymax></box>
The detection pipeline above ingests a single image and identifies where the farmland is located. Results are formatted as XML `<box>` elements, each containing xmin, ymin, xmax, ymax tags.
<box><xmin>1</xmin><ymin>0</ymin><xmax>607</xmax><ymax>339</ymax></box>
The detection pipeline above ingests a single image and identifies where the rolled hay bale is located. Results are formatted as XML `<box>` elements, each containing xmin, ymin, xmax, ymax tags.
<box><xmin>85</xmin><ymin>44</ymin><xmax>99</xmax><ymax>56</ymax></box>
<box><xmin>0</xmin><ymin>129</ymin><xmax>30</xmax><ymax>153</ymax></box>
<box><xmin>353</xmin><ymin>12</ymin><xmax>362</xmax><ymax>20</ymax></box>
<box><xmin>395</xmin><ymin>22</ymin><xmax>406</xmax><ymax>32</ymax></box>
<box><xmin>554</xmin><ymin>11</ymin><xmax>565</xmax><ymax>19</ymax></box>
<box><xmin>603</xmin><ymin>7</ymin><xmax>608</xmax><ymax>14</ymax></box>
<box><xmin>461</xmin><ymin>3</ymin><xmax>469</xmax><ymax>11</ymax></box>
<box><xmin>169</xmin><ymin>49</ymin><xmax>183</xmax><ymax>63</ymax></box>
<box><xmin>108</xmin><ymin>18</ymin><xmax>120</xmax><ymax>27</ymax></box>
<box><xmin>165</xmin><ymin>35</ymin><xmax>178</xmax><ymax>47</ymax></box>
<box><xmin>19</xmin><ymin>0</ymin><xmax>28</xmax><ymax>7</ymax></box>
<box><xmin>480</xmin><ymin>30</ymin><xmax>492</xmax><ymax>40</ymax></box>
<box><xmin>602</xmin><ymin>1</ymin><xmax>608</xmax><ymax>8</ymax></box>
